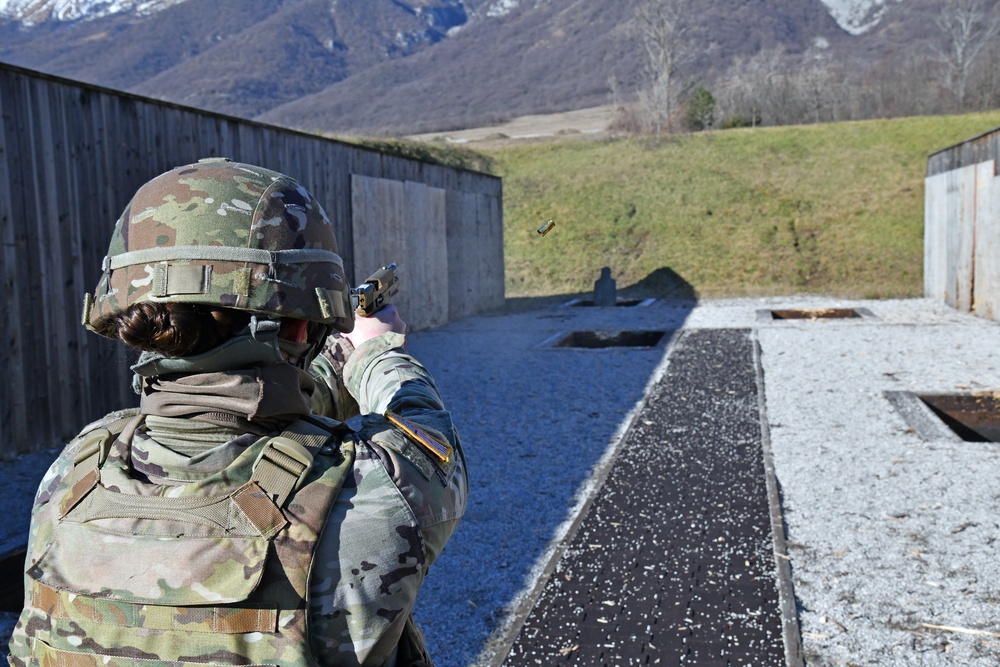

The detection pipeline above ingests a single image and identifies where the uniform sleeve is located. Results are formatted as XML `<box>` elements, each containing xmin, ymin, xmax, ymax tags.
<box><xmin>343</xmin><ymin>332</ymin><xmax>447</xmax><ymax>416</ymax></box>
<box><xmin>307</xmin><ymin>446</ymin><xmax>424</xmax><ymax>667</ymax></box>
<box><xmin>342</xmin><ymin>332</ymin><xmax>467</xmax><ymax>564</ymax></box>
<box><xmin>308</xmin><ymin>332</ymin><xmax>468</xmax><ymax>665</ymax></box>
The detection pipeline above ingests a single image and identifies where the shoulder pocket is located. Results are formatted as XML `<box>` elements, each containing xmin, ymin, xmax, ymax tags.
<box><xmin>367</xmin><ymin>412</ymin><xmax>458</xmax><ymax>484</ymax></box>
<box><xmin>369</xmin><ymin>425</ymin><xmax>437</xmax><ymax>481</ymax></box>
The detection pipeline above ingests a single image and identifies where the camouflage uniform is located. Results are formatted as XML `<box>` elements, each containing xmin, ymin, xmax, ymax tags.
<box><xmin>8</xmin><ymin>333</ymin><xmax>466</xmax><ymax>667</ymax></box>
<box><xmin>82</xmin><ymin>158</ymin><xmax>355</xmax><ymax>333</ymax></box>
<box><xmin>307</xmin><ymin>332</ymin><xmax>467</xmax><ymax>664</ymax></box>
<box><xmin>7</xmin><ymin>159</ymin><xmax>467</xmax><ymax>667</ymax></box>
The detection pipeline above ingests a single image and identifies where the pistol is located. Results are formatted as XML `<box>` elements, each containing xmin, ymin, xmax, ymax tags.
<box><xmin>351</xmin><ymin>263</ymin><xmax>400</xmax><ymax>316</ymax></box>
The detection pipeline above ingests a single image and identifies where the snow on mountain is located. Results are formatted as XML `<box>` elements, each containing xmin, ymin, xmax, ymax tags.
<box><xmin>1</xmin><ymin>0</ymin><xmax>903</xmax><ymax>35</ymax></box>
<box><xmin>484</xmin><ymin>0</ymin><xmax>520</xmax><ymax>18</ymax></box>
<box><xmin>0</xmin><ymin>0</ymin><xmax>478</xmax><ymax>27</ymax></box>
<box><xmin>818</xmin><ymin>0</ymin><xmax>901</xmax><ymax>35</ymax></box>
<box><xmin>0</xmin><ymin>0</ymin><xmax>186</xmax><ymax>25</ymax></box>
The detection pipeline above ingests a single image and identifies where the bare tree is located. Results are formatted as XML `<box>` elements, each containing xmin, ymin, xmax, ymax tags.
<box><xmin>970</xmin><ymin>41</ymin><xmax>1000</xmax><ymax>108</ymax></box>
<box><xmin>715</xmin><ymin>48</ymin><xmax>787</xmax><ymax>128</ymax></box>
<box><xmin>934</xmin><ymin>0</ymin><xmax>1000</xmax><ymax>108</ymax></box>
<box><xmin>632</xmin><ymin>0</ymin><xmax>693</xmax><ymax>135</ymax></box>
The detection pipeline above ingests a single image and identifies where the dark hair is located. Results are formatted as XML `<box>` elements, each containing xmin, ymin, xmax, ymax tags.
<box><xmin>97</xmin><ymin>302</ymin><xmax>247</xmax><ymax>357</ymax></box>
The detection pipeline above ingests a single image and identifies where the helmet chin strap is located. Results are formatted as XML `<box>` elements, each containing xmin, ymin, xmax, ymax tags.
<box><xmin>130</xmin><ymin>316</ymin><xmax>315</xmax><ymax>392</ymax></box>
<box><xmin>299</xmin><ymin>323</ymin><xmax>333</xmax><ymax>369</ymax></box>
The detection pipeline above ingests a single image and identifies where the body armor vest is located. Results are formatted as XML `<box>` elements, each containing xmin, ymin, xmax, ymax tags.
<box><xmin>8</xmin><ymin>411</ymin><xmax>356</xmax><ymax>667</ymax></box>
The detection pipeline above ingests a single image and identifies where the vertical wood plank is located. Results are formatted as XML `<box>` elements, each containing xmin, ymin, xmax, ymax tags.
<box><xmin>483</xmin><ymin>191</ymin><xmax>505</xmax><ymax>307</ymax></box>
<box><xmin>0</xmin><ymin>64</ymin><xmax>502</xmax><ymax>456</ymax></box>
<box><xmin>446</xmin><ymin>190</ymin><xmax>471</xmax><ymax>321</ymax></box>
<box><xmin>54</xmin><ymin>83</ymin><xmax>85</xmax><ymax>429</ymax></box>
<box><xmin>954</xmin><ymin>164</ymin><xmax>977</xmax><ymax>312</ymax></box>
<box><xmin>0</xmin><ymin>71</ymin><xmax>29</xmax><ymax>458</ymax></box>
<box><xmin>38</xmin><ymin>83</ymin><xmax>79</xmax><ymax>434</ymax></box>
<box><xmin>413</xmin><ymin>180</ymin><xmax>449</xmax><ymax>330</ymax></box>
<box><xmin>20</xmin><ymin>76</ymin><xmax>55</xmax><ymax>449</ymax></box>
<box><xmin>974</xmin><ymin>161</ymin><xmax>999</xmax><ymax>319</ymax></box>
<box><xmin>446</xmin><ymin>189</ymin><xmax>504</xmax><ymax>320</ymax></box>
<box><xmin>351</xmin><ymin>175</ymin><xmax>448</xmax><ymax>332</ymax></box>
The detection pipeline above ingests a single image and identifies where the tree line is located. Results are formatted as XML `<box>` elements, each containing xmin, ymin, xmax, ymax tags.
<box><xmin>616</xmin><ymin>0</ymin><xmax>1000</xmax><ymax>134</ymax></box>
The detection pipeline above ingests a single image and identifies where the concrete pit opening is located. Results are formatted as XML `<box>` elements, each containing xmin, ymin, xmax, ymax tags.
<box><xmin>757</xmin><ymin>307</ymin><xmax>878</xmax><ymax>322</ymax></box>
<box><xmin>769</xmin><ymin>308</ymin><xmax>863</xmax><ymax>320</ymax></box>
<box><xmin>548</xmin><ymin>330</ymin><xmax>668</xmax><ymax>349</ymax></box>
<box><xmin>918</xmin><ymin>393</ymin><xmax>1000</xmax><ymax>442</ymax></box>
<box><xmin>565</xmin><ymin>298</ymin><xmax>655</xmax><ymax>308</ymax></box>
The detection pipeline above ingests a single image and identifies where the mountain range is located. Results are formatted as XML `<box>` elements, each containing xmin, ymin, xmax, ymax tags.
<box><xmin>0</xmin><ymin>0</ymin><xmax>983</xmax><ymax>135</ymax></box>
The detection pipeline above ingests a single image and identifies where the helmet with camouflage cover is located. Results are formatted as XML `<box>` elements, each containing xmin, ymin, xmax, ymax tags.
<box><xmin>84</xmin><ymin>157</ymin><xmax>354</xmax><ymax>336</ymax></box>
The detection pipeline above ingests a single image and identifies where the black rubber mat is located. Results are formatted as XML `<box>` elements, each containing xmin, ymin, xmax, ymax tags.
<box><xmin>503</xmin><ymin>329</ymin><xmax>785</xmax><ymax>666</ymax></box>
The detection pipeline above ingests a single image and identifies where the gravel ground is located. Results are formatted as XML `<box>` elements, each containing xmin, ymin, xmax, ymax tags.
<box><xmin>500</xmin><ymin>328</ymin><xmax>786</xmax><ymax>665</ymax></box>
<box><xmin>3</xmin><ymin>295</ymin><xmax>998</xmax><ymax>666</ymax></box>
<box><xmin>406</xmin><ymin>295</ymin><xmax>1000</xmax><ymax>666</ymax></box>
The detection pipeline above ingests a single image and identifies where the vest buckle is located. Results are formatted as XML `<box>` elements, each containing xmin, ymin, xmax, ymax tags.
<box><xmin>252</xmin><ymin>437</ymin><xmax>315</xmax><ymax>505</ymax></box>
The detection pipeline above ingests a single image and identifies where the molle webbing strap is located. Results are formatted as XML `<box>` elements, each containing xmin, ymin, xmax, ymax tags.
<box><xmin>252</xmin><ymin>441</ymin><xmax>311</xmax><ymax>507</ymax></box>
<box><xmin>250</xmin><ymin>418</ymin><xmax>347</xmax><ymax>507</ymax></box>
<box><xmin>106</xmin><ymin>246</ymin><xmax>344</xmax><ymax>271</ymax></box>
<box><xmin>64</xmin><ymin>483</ymin><xmax>289</xmax><ymax>538</ymax></box>
<box><xmin>58</xmin><ymin>412</ymin><xmax>142</xmax><ymax>517</ymax></box>
<box><xmin>31</xmin><ymin>581</ymin><xmax>279</xmax><ymax>634</ymax></box>
<box><xmin>232</xmin><ymin>483</ymin><xmax>291</xmax><ymax>539</ymax></box>
<box><xmin>57</xmin><ymin>429</ymin><xmax>109</xmax><ymax>517</ymax></box>
<box><xmin>151</xmin><ymin>263</ymin><xmax>212</xmax><ymax>297</ymax></box>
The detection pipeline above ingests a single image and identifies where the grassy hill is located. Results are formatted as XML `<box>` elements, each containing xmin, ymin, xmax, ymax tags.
<box><xmin>473</xmin><ymin>111</ymin><xmax>1000</xmax><ymax>302</ymax></box>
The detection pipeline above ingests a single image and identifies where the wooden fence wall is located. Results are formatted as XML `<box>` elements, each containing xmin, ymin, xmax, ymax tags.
<box><xmin>0</xmin><ymin>63</ymin><xmax>504</xmax><ymax>458</ymax></box>
<box><xmin>925</xmin><ymin>126</ymin><xmax>1000</xmax><ymax>321</ymax></box>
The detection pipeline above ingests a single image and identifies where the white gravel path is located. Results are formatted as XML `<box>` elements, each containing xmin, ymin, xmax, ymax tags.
<box><xmin>408</xmin><ymin>295</ymin><xmax>1000</xmax><ymax>666</ymax></box>
<box><xmin>749</xmin><ymin>298</ymin><xmax>1000</xmax><ymax>666</ymax></box>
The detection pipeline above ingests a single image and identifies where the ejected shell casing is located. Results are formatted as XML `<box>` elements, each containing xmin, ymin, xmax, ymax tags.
<box><xmin>537</xmin><ymin>219</ymin><xmax>555</xmax><ymax>236</ymax></box>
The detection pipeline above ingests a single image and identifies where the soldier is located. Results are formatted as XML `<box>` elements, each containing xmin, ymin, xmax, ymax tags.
<box><xmin>7</xmin><ymin>158</ymin><xmax>467</xmax><ymax>667</ymax></box>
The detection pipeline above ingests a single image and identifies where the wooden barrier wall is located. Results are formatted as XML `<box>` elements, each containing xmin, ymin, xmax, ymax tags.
<box><xmin>0</xmin><ymin>63</ymin><xmax>504</xmax><ymax>457</ymax></box>
<box><xmin>926</xmin><ymin>126</ymin><xmax>1000</xmax><ymax>321</ymax></box>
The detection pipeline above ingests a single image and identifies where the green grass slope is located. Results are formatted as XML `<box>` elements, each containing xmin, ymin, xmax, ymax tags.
<box><xmin>487</xmin><ymin>111</ymin><xmax>1000</xmax><ymax>301</ymax></box>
